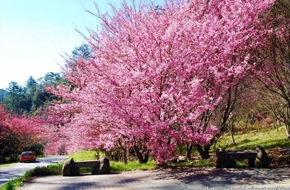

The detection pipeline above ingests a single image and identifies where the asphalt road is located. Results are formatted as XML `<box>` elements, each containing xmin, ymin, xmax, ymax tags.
<box><xmin>0</xmin><ymin>155</ymin><xmax>67</xmax><ymax>187</ymax></box>
<box><xmin>18</xmin><ymin>168</ymin><xmax>290</xmax><ymax>190</ymax></box>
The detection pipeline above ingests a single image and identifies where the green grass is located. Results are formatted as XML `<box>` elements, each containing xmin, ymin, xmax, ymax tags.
<box><xmin>28</xmin><ymin>163</ymin><xmax>62</xmax><ymax>176</ymax></box>
<box><xmin>216</xmin><ymin>127</ymin><xmax>290</xmax><ymax>151</ymax></box>
<box><xmin>192</xmin><ymin>160</ymin><xmax>216</xmax><ymax>167</ymax></box>
<box><xmin>0</xmin><ymin>163</ymin><xmax>62</xmax><ymax>190</ymax></box>
<box><xmin>0</xmin><ymin>175</ymin><xmax>25</xmax><ymax>190</ymax></box>
<box><xmin>68</xmin><ymin>150</ymin><xmax>100</xmax><ymax>161</ymax></box>
<box><xmin>0</xmin><ymin>163</ymin><xmax>17</xmax><ymax>168</ymax></box>
<box><xmin>110</xmin><ymin>159</ymin><xmax>157</xmax><ymax>171</ymax></box>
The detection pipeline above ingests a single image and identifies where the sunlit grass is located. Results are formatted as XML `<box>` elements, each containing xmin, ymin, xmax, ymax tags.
<box><xmin>110</xmin><ymin>159</ymin><xmax>157</xmax><ymax>171</ymax></box>
<box><xmin>68</xmin><ymin>150</ymin><xmax>100</xmax><ymax>161</ymax></box>
<box><xmin>216</xmin><ymin>127</ymin><xmax>290</xmax><ymax>151</ymax></box>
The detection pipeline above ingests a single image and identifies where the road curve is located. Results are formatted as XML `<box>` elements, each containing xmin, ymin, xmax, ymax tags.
<box><xmin>0</xmin><ymin>155</ymin><xmax>67</xmax><ymax>187</ymax></box>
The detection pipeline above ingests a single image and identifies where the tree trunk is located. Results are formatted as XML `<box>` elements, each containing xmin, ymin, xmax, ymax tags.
<box><xmin>186</xmin><ymin>144</ymin><xmax>193</xmax><ymax>160</ymax></box>
<box><xmin>272</xmin><ymin>114</ymin><xmax>278</xmax><ymax>131</ymax></box>
<box><xmin>118</xmin><ymin>139</ymin><xmax>128</xmax><ymax>164</ymax></box>
<box><xmin>133</xmin><ymin>146</ymin><xmax>149</xmax><ymax>164</ymax></box>
<box><xmin>195</xmin><ymin>144</ymin><xmax>210</xmax><ymax>159</ymax></box>
<box><xmin>121</xmin><ymin>147</ymin><xmax>128</xmax><ymax>164</ymax></box>
<box><xmin>228</xmin><ymin>125</ymin><xmax>236</xmax><ymax>146</ymax></box>
<box><xmin>125</xmin><ymin>147</ymin><xmax>129</xmax><ymax>164</ymax></box>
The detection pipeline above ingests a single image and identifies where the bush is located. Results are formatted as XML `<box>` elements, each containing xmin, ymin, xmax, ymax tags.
<box><xmin>29</xmin><ymin>163</ymin><xmax>62</xmax><ymax>176</ymax></box>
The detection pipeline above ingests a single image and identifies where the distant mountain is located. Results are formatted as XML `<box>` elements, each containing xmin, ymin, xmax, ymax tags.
<box><xmin>0</xmin><ymin>89</ymin><xmax>8</xmax><ymax>102</ymax></box>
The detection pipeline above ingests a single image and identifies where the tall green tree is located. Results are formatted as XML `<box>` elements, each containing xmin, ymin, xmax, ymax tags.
<box><xmin>4</xmin><ymin>82</ymin><xmax>30</xmax><ymax>114</ymax></box>
<box><xmin>71</xmin><ymin>44</ymin><xmax>92</xmax><ymax>61</ymax></box>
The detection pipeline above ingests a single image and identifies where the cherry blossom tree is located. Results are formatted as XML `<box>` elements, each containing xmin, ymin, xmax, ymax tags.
<box><xmin>46</xmin><ymin>0</ymin><xmax>276</xmax><ymax>163</ymax></box>
<box><xmin>0</xmin><ymin>105</ymin><xmax>48</xmax><ymax>162</ymax></box>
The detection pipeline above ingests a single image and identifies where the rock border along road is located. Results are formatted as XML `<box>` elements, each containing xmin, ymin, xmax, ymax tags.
<box><xmin>18</xmin><ymin>167</ymin><xmax>290</xmax><ymax>190</ymax></box>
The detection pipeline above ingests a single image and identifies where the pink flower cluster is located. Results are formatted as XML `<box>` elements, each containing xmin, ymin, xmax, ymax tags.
<box><xmin>45</xmin><ymin>0</ymin><xmax>275</xmax><ymax>163</ymax></box>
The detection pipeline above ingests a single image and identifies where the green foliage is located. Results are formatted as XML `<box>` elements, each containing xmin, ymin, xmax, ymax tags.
<box><xmin>0</xmin><ymin>177</ymin><xmax>23</xmax><ymax>190</ymax></box>
<box><xmin>0</xmin><ymin>128</ymin><xmax>44</xmax><ymax>164</ymax></box>
<box><xmin>26</xmin><ymin>143</ymin><xmax>44</xmax><ymax>157</ymax></box>
<box><xmin>29</xmin><ymin>163</ymin><xmax>62</xmax><ymax>176</ymax></box>
<box><xmin>39</xmin><ymin>72</ymin><xmax>67</xmax><ymax>88</ymax></box>
<box><xmin>2</xmin><ymin>73</ymin><xmax>65</xmax><ymax>116</ymax></box>
<box><xmin>0</xmin><ymin>133</ymin><xmax>22</xmax><ymax>164</ymax></box>
<box><xmin>3</xmin><ymin>82</ymin><xmax>30</xmax><ymax>114</ymax></box>
<box><xmin>71</xmin><ymin>44</ymin><xmax>92</xmax><ymax>61</ymax></box>
<box><xmin>192</xmin><ymin>160</ymin><xmax>216</xmax><ymax>167</ymax></box>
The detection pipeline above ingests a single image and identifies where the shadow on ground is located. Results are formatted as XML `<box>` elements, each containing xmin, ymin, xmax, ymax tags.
<box><xmin>153</xmin><ymin>167</ymin><xmax>290</xmax><ymax>187</ymax></box>
<box><xmin>19</xmin><ymin>167</ymin><xmax>290</xmax><ymax>190</ymax></box>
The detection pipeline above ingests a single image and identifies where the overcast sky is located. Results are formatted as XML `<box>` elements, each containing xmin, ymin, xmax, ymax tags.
<box><xmin>0</xmin><ymin>0</ymin><xmax>163</xmax><ymax>89</ymax></box>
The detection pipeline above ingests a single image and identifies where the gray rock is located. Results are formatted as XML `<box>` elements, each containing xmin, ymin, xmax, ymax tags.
<box><xmin>62</xmin><ymin>158</ymin><xmax>79</xmax><ymax>176</ymax></box>
<box><xmin>255</xmin><ymin>146</ymin><xmax>268</xmax><ymax>168</ymax></box>
<box><xmin>98</xmin><ymin>156</ymin><xmax>110</xmax><ymax>174</ymax></box>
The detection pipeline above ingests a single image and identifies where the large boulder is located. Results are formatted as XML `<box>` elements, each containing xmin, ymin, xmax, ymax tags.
<box><xmin>255</xmin><ymin>146</ymin><xmax>268</xmax><ymax>168</ymax></box>
<box><xmin>98</xmin><ymin>156</ymin><xmax>110</xmax><ymax>174</ymax></box>
<box><xmin>62</xmin><ymin>158</ymin><xmax>79</xmax><ymax>176</ymax></box>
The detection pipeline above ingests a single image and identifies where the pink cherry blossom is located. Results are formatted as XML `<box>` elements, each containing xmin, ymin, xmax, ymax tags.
<box><xmin>46</xmin><ymin>0</ymin><xmax>276</xmax><ymax>163</ymax></box>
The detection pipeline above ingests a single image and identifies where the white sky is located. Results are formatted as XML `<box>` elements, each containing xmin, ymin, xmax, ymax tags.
<box><xmin>0</xmin><ymin>0</ymin><xmax>163</xmax><ymax>89</ymax></box>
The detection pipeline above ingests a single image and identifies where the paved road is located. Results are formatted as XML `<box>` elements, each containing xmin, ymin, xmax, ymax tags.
<box><xmin>18</xmin><ymin>167</ymin><xmax>290</xmax><ymax>190</ymax></box>
<box><xmin>0</xmin><ymin>155</ymin><xmax>67</xmax><ymax>187</ymax></box>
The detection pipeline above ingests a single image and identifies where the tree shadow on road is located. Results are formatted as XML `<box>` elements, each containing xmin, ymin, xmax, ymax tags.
<box><xmin>153</xmin><ymin>167</ymin><xmax>290</xmax><ymax>187</ymax></box>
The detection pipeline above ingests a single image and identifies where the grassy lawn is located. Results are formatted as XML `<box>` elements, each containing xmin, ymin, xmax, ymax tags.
<box><xmin>68</xmin><ymin>150</ymin><xmax>99</xmax><ymax>161</ymax></box>
<box><xmin>216</xmin><ymin>127</ymin><xmax>290</xmax><ymax>151</ymax></box>
<box><xmin>110</xmin><ymin>159</ymin><xmax>157</xmax><ymax>171</ymax></box>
